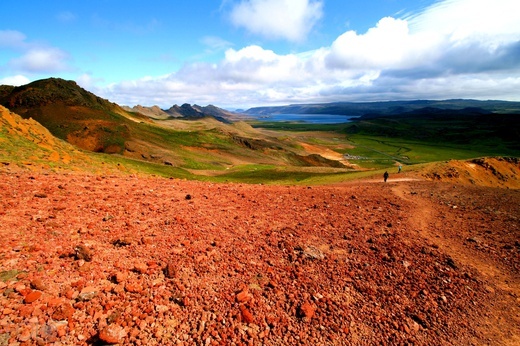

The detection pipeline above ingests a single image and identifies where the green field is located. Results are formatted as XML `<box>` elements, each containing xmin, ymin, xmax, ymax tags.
<box><xmin>2</xmin><ymin>106</ymin><xmax>519</xmax><ymax>184</ymax></box>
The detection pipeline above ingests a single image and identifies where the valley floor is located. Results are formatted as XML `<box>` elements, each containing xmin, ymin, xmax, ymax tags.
<box><xmin>0</xmin><ymin>170</ymin><xmax>518</xmax><ymax>345</ymax></box>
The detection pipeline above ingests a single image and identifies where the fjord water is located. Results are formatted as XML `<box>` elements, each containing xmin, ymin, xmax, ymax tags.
<box><xmin>255</xmin><ymin>114</ymin><xmax>359</xmax><ymax>124</ymax></box>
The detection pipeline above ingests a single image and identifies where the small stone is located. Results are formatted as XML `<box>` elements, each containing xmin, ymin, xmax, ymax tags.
<box><xmin>301</xmin><ymin>246</ymin><xmax>325</xmax><ymax>260</ymax></box>
<box><xmin>64</xmin><ymin>289</ymin><xmax>76</xmax><ymax>299</ymax></box>
<box><xmin>134</xmin><ymin>262</ymin><xmax>148</xmax><ymax>274</ymax></box>
<box><xmin>52</xmin><ymin>302</ymin><xmax>74</xmax><ymax>321</ymax></box>
<box><xmin>24</xmin><ymin>290</ymin><xmax>42</xmax><ymax>304</ymax></box>
<box><xmin>57</xmin><ymin>325</ymin><xmax>67</xmax><ymax>337</ymax></box>
<box><xmin>99</xmin><ymin>324</ymin><xmax>127</xmax><ymax>344</ymax></box>
<box><xmin>115</xmin><ymin>271</ymin><xmax>128</xmax><ymax>284</ymax></box>
<box><xmin>240</xmin><ymin>306</ymin><xmax>254</xmax><ymax>324</ymax></box>
<box><xmin>14</xmin><ymin>283</ymin><xmax>26</xmax><ymax>293</ymax></box>
<box><xmin>30</xmin><ymin>278</ymin><xmax>46</xmax><ymax>291</ymax></box>
<box><xmin>164</xmin><ymin>262</ymin><xmax>176</xmax><ymax>279</ymax></box>
<box><xmin>125</xmin><ymin>282</ymin><xmax>143</xmax><ymax>293</ymax></box>
<box><xmin>112</xmin><ymin>237</ymin><xmax>132</xmax><ymax>247</ymax></box>
<box><xmin>298</xmin><ymin>302</ymin><xmax>316</xmax><ymax>321</ymax></box>
<box><xmin>78</xmin><ymin>286</ymin><xmax>98</xmax><ymax>301</ymax></box>
<box><xmin>236</xmin><ymin>290</ymin><xmax>251</xmax><ymax>303</ymax></box>
<box><xmin>485</xmin><ymin>285</ymin><xmax>495</xmax><ymax>294</ymax></box>
<box><xmin>74</xmin><ymin>244</ymin><xmax>92</xmax><ymax>262</ymax></box>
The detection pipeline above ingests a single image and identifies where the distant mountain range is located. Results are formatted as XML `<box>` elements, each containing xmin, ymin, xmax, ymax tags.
<box><xmin>123</xmin><ymin>103</ymin><xmax>245</xmax><ymax>123</ymax></box>
<box><xmin>243</xmin><ymin>99</ymin><xmax>520</xmax><ymax>117</ymax></box>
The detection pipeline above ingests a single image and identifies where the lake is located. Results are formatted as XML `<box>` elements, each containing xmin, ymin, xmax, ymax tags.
<box><xmin>254</xmin><ymin>114</ymin><xmax>359</xmax><ymax>124</ymax></box>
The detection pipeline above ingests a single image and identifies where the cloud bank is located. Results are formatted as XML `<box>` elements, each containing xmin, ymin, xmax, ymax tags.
<box><xmin>229</xmin><ymin>0</ymin><xmax>323</xmax><ymax>42</ymax></box>
<box><xmin>104</xmin><ymin>0</ymin><xmax>520</xmax><ymax>108</ymax></box>
<box><xmin>2</xmin><ymin>0</ymin><xmax>520</xmax><ymax>108</ymax></box>
<box><xmin>0</xmin><ymin>29</ymin><xmax>71</xmax><ymax>77</ymax></box>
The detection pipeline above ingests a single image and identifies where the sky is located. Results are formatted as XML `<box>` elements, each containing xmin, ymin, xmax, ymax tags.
<box><xmin>1</xmin><ymin>0</ymin><xmax>519</xmax><ymax>109</ymax></box>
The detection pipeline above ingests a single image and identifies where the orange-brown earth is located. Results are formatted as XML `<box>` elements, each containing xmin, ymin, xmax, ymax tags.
<box><xmin>0</xmin><ymin>166</ymin><xmax>519</xmax><ymax>345</ymax></box>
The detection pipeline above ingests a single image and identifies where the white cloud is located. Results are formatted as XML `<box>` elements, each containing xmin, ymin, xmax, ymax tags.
<box><xmin>326</xmin><ymin>17</ymin><xmax>443</xmax><ymax>70</ymax></box>
<box><xmin>11</xmin><ymin>48</ymin><xmax>70</xmax><ymax>73</ymax></box>
<box><xmin>0</xmin><ymin>75</ymin><xmax>30</xmax><ymax>86</ymax></box>
<box><xmin>0</xmin><ymin>30</ymin><xmax>71</xmax><ymax>76</ymax></box>
<box><xmin>407</xmin><ymin>0</ymin><xmax>520</xmax><ymax>45</ymax></box>
<box><xmin>95</xmin><ymin>0</ymin><xmax>520</xmax><ymax>107</ymax></box>
<box><xmin>0</xmin><ymin>30</ymin><xmax>27</xmax><ymax>49</ymax></box>
<box><xmin>229</xmin><ymin>0</ymin><xmax>323</xmax><ymax>42</ymax></box>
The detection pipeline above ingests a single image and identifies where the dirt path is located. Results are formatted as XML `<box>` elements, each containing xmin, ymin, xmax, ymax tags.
<box><xmin>391</xmin><ymin>182</ymin><xmax>520</xmax><ymax>345</ymax></box>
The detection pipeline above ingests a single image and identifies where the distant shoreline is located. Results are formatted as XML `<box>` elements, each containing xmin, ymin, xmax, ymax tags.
<box><xmin>251</xmin><ymin>113</ymin><xmax>360</xmax><ymax>124</ymax></box>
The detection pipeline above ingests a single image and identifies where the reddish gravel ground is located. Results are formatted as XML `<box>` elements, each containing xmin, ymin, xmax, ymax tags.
<box><xmin>0</xmin><ymin>171</ymin><xmax>519</xmax><ymax>345</ymax></box>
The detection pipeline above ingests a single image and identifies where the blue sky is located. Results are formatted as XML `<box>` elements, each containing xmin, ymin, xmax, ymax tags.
<box><xmin>1</xmin><ymin>0</ymin><xmax>519</xmax><ymax>109</ymax></box>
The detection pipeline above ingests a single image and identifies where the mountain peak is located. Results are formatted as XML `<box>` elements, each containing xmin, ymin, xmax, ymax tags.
<box><xmin>1</xmin><ymin>77</ymin><xmax>115</xmax><ymax>110</ymax></box>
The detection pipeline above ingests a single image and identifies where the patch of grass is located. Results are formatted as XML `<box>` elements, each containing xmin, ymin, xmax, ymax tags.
<box><xmin>250</xmin><ymin>121</ymin><xmax>343</xmax><ymax>132</ymax></box>
<box><xmin>0</xmin><ymin>269</ymin><xmax>23</xmax><ymax>282</ymax></box>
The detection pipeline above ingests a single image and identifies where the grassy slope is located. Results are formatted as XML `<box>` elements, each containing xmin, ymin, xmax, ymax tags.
<box><xmin>2</xmin><ymin>78</ymin><xmax>519</xmax><ymax>184</ymax></box>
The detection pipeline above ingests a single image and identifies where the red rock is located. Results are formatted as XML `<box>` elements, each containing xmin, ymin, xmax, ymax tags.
<box><xmin>63</xmin><ymin>289</ymin><xmax>76</xmax><ymax>300</ymax></box>
<box><xmin>298</xmin><ymin>302</ymin><xmax>316</xmax><ymax>321</ymax></box>
<box><xmin>125</xmin><ymin>282</ymin><xmax>143</xmax><ymax>293</ymax></box>
<box><xmin>78</xmin><ymin>286</ymin><xmax>98</xmax><ymax>301</ymax></box>
<box><xmin>52</xmin><ymin>302</ymin><xmax>74</xmax><ymax>321</ymax></box>
<box><xmin>56</xmin><ymin>325</ymin><xmax>67</xmax><ymax>337</ymax></box>
<box><xmin>115</xmin><ymin>271</ymin><xmax>128</xmax><ymax>283</ymax></box>
<box><xmin>24</xmin><ymin>290</ymin><xmax>42</xmax><ymax>304</ymax></box>
<box><xmin>30</xmin><ymin>278</ymin><xmax>46</xmax><ymax>291</ymax></box>
<box><xmin>99</xmin><ymin>324</ymin><xmax>127</xmax><ymax>344</ymax></box>
<box><xmin>240</xmin><ymin>306</ymin><xmax>254</xmax><ymax>324</ymax></box>
<box><xmin>164</xmin><ymin>262</ymin><xmax>176</xmax><ymax>278</ymax></box>
<box><xmin>18</xmin><ymin>305</ymin><xmax>34</xmax><ymax>317</ymax></box>
<box><xmin>74</xmin><ymin>244</ymin><xmax>92</xmax><ymax>262</ymax></box>
<box><xmin>236</xmin><ymin>290</ymin><xmax>251</xmax><ymax>303</ymax></box>
<box><xmin>134</xmin><ymin>262</ymin><xmax>148</xmax><ymax>274</ymax></box>
<box><xmin>14</xmin><ymin>283</ymin><xmax>26</xmax><ymax>293</ymax></box>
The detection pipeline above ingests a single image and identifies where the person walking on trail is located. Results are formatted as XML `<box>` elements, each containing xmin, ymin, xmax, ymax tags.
<box><xmin>398</xmin><ymin>165</ymin><xmax>402</xmax><ymax>173</ymax></box>
<box><xmin>384</xmin><ymin>171</ymin><xmax>389</xmax><ymax>182</ymax></box>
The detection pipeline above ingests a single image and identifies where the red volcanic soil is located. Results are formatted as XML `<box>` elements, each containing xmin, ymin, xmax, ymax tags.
<box><xmin>0</xmin><ymin>171</ymin><xmax>519</xmax><ymax>345</ymax></box>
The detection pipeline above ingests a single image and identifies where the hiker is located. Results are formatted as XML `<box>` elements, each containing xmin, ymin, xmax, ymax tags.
<box><xmin>398</xmin><ymin>165</ymin><xmax>402</xmax><ymax>173</ymax></box>
<box><xmin>384</xmin><ymin>171</ymin><xmax>389</xmax><ymax>182</ymax></box>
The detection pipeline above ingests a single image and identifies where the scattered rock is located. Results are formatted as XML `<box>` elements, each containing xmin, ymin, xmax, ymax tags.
<box><xmin>74</xmin><ymin>244</ymin><xmax>92</xmax><ymax>262</ymax></box>
<box><xmin>77</xmin><ymin>286</ymin><xmax>98</xmax><ymax>301</ymax></box>
<box><xmin>24</xmin><ymin>290</ymin><xmax>42</xmax><ymax>304</ymax></box>
<box><xmin>298</xmin><ymin>302</ymin><xmax>316</xmax><ymax>321</ymax></box>
<box><xmin>236</xmin><ymin>289</ymin><xmax>251</xmax><ymax>303</ymax></box>
<box><xmin>299</xmin><ymin>245</ymin><xmax>325</xmax><ymax>260</ymax></box>
<box><xmin>114</xmin><ymin>271</ymin><xmax>128</xmax><ymax>284</ymax></box>
<box><xmin>134</xmin><ymin>261</ymin><xmax>148</xmax><ymax>274</ymax></box>
<box><xmin>30</xmin><ymin>278</ymin><xmax>46</xmax><ymax>291</ymax></box>
<box><xmin>51</xmin><ymin>302</ymin><xmax>74</xmax><ymax>321</ymax></box>
<box><xmin>164</xmin><ymin>262</ymin><xmax>176</xmax><ymax>279</ymax></box>
<box><xmin>240</xmin><ymin>306</ymin><xmax>254</xmax><ymax>324</ymax></box>
<box><xmin>125</xmin><ymin>282</ymin><xmax>143</xmax><ymax>293</ymax></box>
<box><xmin>112</xmin><ymin>237</ymin><xmax>131</xmax><ymax>247</ymax></box>
<box><xmin>446</xmin><ymin>257</ymin><xmax>457</xmax><ymax>269</ymax></box>
<box><xmin>98</xmin><ymin>324</ymin><xmax>127</xmax><ymax>344</ymax></box>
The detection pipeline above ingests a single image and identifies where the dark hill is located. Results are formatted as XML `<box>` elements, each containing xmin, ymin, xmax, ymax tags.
<box><xmin>244</xmin><ymin>100</ymin><xmax>520</xmax><ymax>117</ymax></box>
<box><xmin>0</xmin><ymin>78</ymin><xmax>149</xmax><ymax>153</ymax></box>
<box><xmin>343</xmin><ymin>107</ymin><xmax>520</xmax><ymax>152</ymax></box>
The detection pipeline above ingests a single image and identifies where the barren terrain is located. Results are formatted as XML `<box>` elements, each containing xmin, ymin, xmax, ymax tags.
<box><xmin>0</xmin><ymin>166</ymin><xmax>519</xmax><ymax>345</ymax></box>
